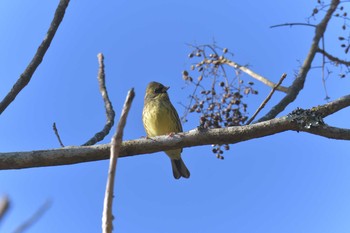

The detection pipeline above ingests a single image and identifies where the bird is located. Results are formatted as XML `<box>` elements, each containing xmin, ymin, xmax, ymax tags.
<box><xmin>142</xmin><ymin>81</ymin><xmax>190</xmax><ymax>179</ymax></box>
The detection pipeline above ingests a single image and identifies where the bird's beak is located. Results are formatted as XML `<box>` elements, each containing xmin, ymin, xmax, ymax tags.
<box><xmin>165</xmin><ymin>86</ymin><xmax>170</xmax><ymax>91</ymax></box>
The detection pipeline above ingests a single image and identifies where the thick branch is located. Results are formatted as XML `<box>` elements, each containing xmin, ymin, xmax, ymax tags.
<box><xmin>316</xmin><ymin>47</ymin><xmax>350</xmax><ymax>66</ymax></box>
<box><xmin>257</xmin><ymin>0</ymin><xmax>340</xmax><ymax>122</ymax></box>
<box><xmin>0</xmin><ymin>0</ymin><xmax>70</xmax><ymax>115</ymax></box>
<box><xmin>225</xmin><ymin>59</ymin><xmax>289</xmax><ymax>93</ymax></box>
<box><xmin>0</xmin><ymin>94</ymin><xmax>349</xmax><ymax>170</ymax></box>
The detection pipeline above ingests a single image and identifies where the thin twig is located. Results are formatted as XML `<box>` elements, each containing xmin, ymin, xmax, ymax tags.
<box><xmin>270</xmin><ymin>22</ymin><xmax>317</xmax><ymax>28</ymax></box>
<box><xmin>320</xmin><ymin>37</ymin><xmax>330</xmax><ymax>100</ymax></box>
<box><xmin>102</xmin><ymin>88</ymin><xmax>135</xmax><ymax>233</ymax></box>
<box><xmin>12</xmin><ymin>200</ymin><xmax>52</xmax><ymax>233</ymax></box>
<box><xmin>225</xmin><ymin>59</ymin><xmax>289</xmax><ymax>93</ymax></box>
<box><xmin>52</xmin><ymin>122</ymin><xmax>65</xmax><ymax>147</ymax></box>
<box><xmin>82</xmin><ymin>53</ymin><xmax>115</xmax><ymax>146</ymax></box>
<box><xmin>0</xmin><ymin>0</ymin><xmax>70</xmax><ymax>115</ymax></box>
<box><xmin>246</xmin><ymin>73</ymin><xmax>287</xmax><ymax>125</ymax></box>
<box><xmin>0</xmin><ymin>196</ymin><xmax>10</xmax><ymax>223</ymax></box>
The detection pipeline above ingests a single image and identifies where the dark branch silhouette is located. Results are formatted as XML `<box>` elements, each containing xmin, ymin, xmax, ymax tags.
<box><xmin>0</xmin><ymin>0</ymin><xmax>70</xmax><ymax>115</ymax></box>
<box><xmin>52</xmin><ymin>122</ymin><xmax>65</xmax><ymax>147</ymax></box>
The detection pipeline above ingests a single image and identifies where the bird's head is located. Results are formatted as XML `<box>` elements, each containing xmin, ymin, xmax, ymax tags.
<box><xmin>145</xmin><ymin>81</ymin><xmax>170</xmax><ymax>100</ymax></box>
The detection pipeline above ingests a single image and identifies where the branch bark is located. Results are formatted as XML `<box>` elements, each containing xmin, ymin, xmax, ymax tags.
<box><xmin>0</xmin><ymin>0</ymin><xmax>70</xmax><ymax>115</ymax></box>
<box><xmin>0</xmin><ymin>196</ymin><xmax>9</xmax><ymax>222</ymax></box>
<box><xmin>257</xmin><ymin>0</ymin><xmax>340</xmax><ymax>122</ymax></box>
<box><xmin>82</xmin><ymin>53</ymin><xmax>115</xmax><ymax>146</ymax></box>
<box><xmin>316</xmin><ymin>47</ymin><xmax>350</xmax><ymax>66</ymax></box>
<box><xmin>0</xmin><ymin>94</ymin><xmax>349</xmax><ymax>171</ymax></box>
<box><xmin>102</xmin><ymin>88</ymin><xmax>135</xmax><ymax>233</ymax></box>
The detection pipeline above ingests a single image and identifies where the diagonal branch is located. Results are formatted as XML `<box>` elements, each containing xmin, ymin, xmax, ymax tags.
<box><xmin>316</xmin><ymin>47</ymin><xmax>350</xmax><ymax>66</ymax></box>
<box><xmin>257</xmin><ymin>0</ymin><xmax>340</xmax><ymax>122</ymax></box>
<box><xmin>12</xmin><ymin>200</ymin><xmax>52</xmax><ymax>233</ymax></box>
<box><xmin>246</xmin><ymin>73</ymin><xmax>287</xmax><ymax>124</ymax></box>
<box><xmin>0</xmin><ymin>0</ymin><xmax>70</xmax><ymax>115</ymax></box>
<box><xmin>82</xmin><ymin>53</ymin><xmax>115</xmax><ymax>146</ymax></box>
<box><xmin>102</xmin><ymin>88</ymin><xmax>135</xmax><ymax>233</ymax></box>
<box><xmin>0</xmin><ymin>94</ymin><xmax>349</xmax><ymax>171</ymax></box>
<box><xmin>224</xmin><ymin>59</ymin><xmax>289</xmax><ymax>93</ymax></box>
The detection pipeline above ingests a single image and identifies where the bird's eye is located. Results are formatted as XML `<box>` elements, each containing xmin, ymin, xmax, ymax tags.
<box><xmin>154</xmin><ymin>86</ymin><xmax>163</xmax><ymax>94</ymax></box>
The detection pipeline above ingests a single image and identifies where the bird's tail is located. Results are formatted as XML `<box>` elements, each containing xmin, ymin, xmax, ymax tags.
<box><xmin>171</xmin><ymin>158</ymin><xmax>190</xmax><ymax>179</ymax></box>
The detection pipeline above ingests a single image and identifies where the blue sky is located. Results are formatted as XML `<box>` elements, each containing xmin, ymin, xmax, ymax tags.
<box><xmin>1</xmin><ymin>0</ymin><xmax>350</xmax><ymax>232</ymax></box>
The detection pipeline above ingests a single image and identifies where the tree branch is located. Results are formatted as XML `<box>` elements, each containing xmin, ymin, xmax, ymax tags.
<box><xmin>257</xmin><ymin>0</ymin><xmax>340</xmax><ymax>122</ymax></box>
<box><xmin>270</xmin><ymin>23</ymin><xmax>317</xmax><ymax>28</ymax></box>
<box><xmin>224</xmin><ymin>59</ymin><xmax>289</xmax><ymax>93</ymax></box>
<box><xmin>82</xmin><ymin>53</ymin><xmax>115</xmax><ymax>146</ymax></box>
<box><xmin>52</xmin><ymin>122</ymin><xmax>65</xmax><ymax>147</ymax></box>
<box><xmin>0</xmin><ymin>196</ymin><xmax>9</xmax><ymax>223</ymax></box>
<box><xmin>0</xmin><ymin>0</ymin><xmax>70</xmax><ymax>115</ymax></box>
<box><xmin>12</xmin><ymin>200</ymin><xmax>52</xmax><ymax>233</ymax></box>
<box><xmin>316</xmin><ymin>47</ymin><xmax>350</xmax><ymax>66</ymax></box>
<box><xmin>102</xmin><ymin>88</ymin><xmax>135</xmax><ymax>233</ymax></box>
<box><xmin>0</xmin><ymin>94</ymin><xmax>349</xmax><ymax>170</ymax></box>
<box><xmin>246</xmin><ymin>73</ymin><xmax>287</xmax><ymax>124</ymax></box>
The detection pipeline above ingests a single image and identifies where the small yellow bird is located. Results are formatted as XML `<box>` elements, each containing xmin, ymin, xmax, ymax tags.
<box><xmin>142</xmin><ymin>81</ymin><xmax>190</xmax><ymax>179</ymax></box>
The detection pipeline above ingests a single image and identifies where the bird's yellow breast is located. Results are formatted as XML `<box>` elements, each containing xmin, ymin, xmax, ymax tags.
<box><xmin>143</xmin><ymin>99</ymin><xmax>180</xmax><ymax>137</ymax></box>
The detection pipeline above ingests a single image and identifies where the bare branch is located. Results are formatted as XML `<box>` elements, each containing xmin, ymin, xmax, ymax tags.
<box><xmin>82</xmin><ymin>53</ymin><xmax>115</xmax><ymax>146</ymax></box>
<box><xmin>12</xmin><ymin>200</ymin><xmax>52</xmax><ymax>233</ymax></box>
<box><xmin>316</xmin><ymin>47</ymin><xmax>350</xmax><ymax>66</ymax></box>
<box><xmin>270</xmin><ymin>23</ymin><xmax>317</xmax><ymax>28</ymax></box>
<box><xmin>0</xmin><ymin>196</ymin><xmax>10</xmax><ymax>222</ymax></box>
<box><xmin>52</xmin><ymin>122</ymin><xmax>65</xmax><ymax>147</ymax></box>
<box><xmin>0</xmin><ymin>0</ymin><xmax>70</xmax><ymax>115</ymax></box>
<box><xmin>246</xmin><ymin>73</ymin><xmax>287</xmax><ymax>124</ymax></box>
<box><xmin>224</xmin><ymin>59</ymin><xmax>289</xmax><ymax>93</ymax></box>
<box><xmin>0</xmin><ymin>94</ymin><xmax>349</xmax><ymax>170</ymax></box>
<box><xmin>257</xmin><ymin>0</ymin><xmax>340</xmax><ymax>122</ymax></box>
<box><xmin>102</xmin><ymin>88</ymin><xmax>135</xmax><ymax>233</ymax></box>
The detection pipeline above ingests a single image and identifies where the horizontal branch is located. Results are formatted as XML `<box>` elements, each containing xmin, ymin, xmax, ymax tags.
<box><xmin>0</xmin><ymin>94</ymin><xmax>349</xmax><ymax>170</ymax></box>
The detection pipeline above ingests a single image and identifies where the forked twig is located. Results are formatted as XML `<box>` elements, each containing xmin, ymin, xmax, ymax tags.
<box><xmin>102</xmin><ymin>88</ymin><xmax>135</xmax><ymax>233</ymax></box>
<box><xmin>82</xmin><ymin>53</ymin><xmax>115</xmax><ymax>146</ymax></box>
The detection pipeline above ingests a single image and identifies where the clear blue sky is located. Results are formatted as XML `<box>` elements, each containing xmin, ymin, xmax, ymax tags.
<box><xmin>1</xmin><ymin>0</ymin><xmax>350</xmax><ymax>232</ymax></box>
